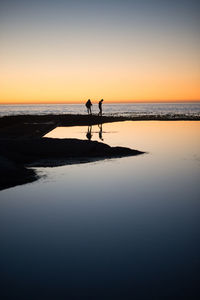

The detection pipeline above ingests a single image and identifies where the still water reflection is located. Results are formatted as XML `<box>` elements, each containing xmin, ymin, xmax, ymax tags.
<box><xmin>1</xmin><ymin>121</ymin><xmax>200</xmax><ymax>299</ymax></box>
<box><xmin>45</xmin><ymin>123</ymin><xmax>109</xmax><ymax>142</ymax></box>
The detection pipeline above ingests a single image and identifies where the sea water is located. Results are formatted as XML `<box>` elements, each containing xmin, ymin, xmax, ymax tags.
<box><xmin>0</xmin><ymin>102</ymin><xmax>200</xmax><ymax>117</ymax></box>
<box><xmin>0</xmin><ymin>121</ymin><xmax>200</xmax><ymax>299</ymax></box>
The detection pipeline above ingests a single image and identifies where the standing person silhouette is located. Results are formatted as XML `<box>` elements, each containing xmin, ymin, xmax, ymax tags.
<box><xmin>85</xmin><ymin>99</ymin><xmax>92</xmax><ymax>115</ymax></box>
<box><xmin>98</xmin><ymin>99</ymin><xmax>104</xmax><ymax>116</ymax></box>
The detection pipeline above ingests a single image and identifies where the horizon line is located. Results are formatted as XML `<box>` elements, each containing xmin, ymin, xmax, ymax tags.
<box><xmin>0</xmin><ymin>100</ymin><xmax>200</xmax><ymax>105</ymax></box>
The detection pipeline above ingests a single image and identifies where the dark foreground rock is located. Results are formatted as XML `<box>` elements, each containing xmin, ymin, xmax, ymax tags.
<box><xmin>0</xmin><ymin>138</ymin><xmax>144</xmax><ymax>190</ymax></box>
<box><xmin>0</xmin><ymin>156</ymin><xmax>38</xmax><ymax>190</ymax></box>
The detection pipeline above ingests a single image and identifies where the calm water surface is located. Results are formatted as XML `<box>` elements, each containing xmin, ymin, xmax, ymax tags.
<box><xmin>1</xmin><ymin>121</ymin><xmax>200</xmax><ymax>299</ymax></box>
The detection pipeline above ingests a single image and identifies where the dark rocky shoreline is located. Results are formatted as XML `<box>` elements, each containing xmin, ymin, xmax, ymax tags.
<box><xmin>0</xmin><ymin>137</ymin><xmax>143</xmax><ymax>191</ymax></box>
<box><xmin>0</xmin><ymin>114</ymin><xmax>146</xmax><ymax>190</ymax></box>
<box><xmin>1</xmin><ymin>113</ymin><xmax>198</xmax><ymax>191</ymax></box>
<box><xmin>0</xmin><ymin>113</ymin><xmax>199</xmax><ymax>139</ymax></box>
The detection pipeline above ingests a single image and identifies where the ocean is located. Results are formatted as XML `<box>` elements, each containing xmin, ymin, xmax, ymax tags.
<box><xmin>0</xmin><ymin>102</ymin><xmax>200</xmax><ymax>117</ymax></box>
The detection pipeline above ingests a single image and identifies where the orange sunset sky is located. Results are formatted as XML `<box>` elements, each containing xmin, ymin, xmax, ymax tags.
<box><xmin>0</xmin><ymin>0</ymin><xmax>200</xmax><ymax>104</ymax></box>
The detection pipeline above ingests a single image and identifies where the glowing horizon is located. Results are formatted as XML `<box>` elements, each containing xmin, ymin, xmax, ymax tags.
<box><xmin>1</xmin><ymin>0</ymin><xmax>200</xmax><ymax>105</ymax></box>
<box><xmin>1</xmin><ymin>99</ymin><xmax>200</xmax><ymax>106</ymax></box>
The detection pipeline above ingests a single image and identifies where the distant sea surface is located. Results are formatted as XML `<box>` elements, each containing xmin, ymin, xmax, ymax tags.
<box><xmin>0</xmin><ymin>102</ymin><xmax>200</xmax><ymax>117</ymax></box>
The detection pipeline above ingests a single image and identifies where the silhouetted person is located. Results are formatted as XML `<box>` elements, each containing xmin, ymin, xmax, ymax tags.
<box><xmin>98</xmin><ymin>99</ymin><xmax>104</xmax><ymax>116</ymax></box>
<box><xmin>98</xmin><ymin>123</ymin><xmax>103</xmax><ymax>141</ymax></box>
<box><xmin>86</xmin><ymin>125</ymin><xmax>92</xmax><ymax>140</ymax></box>
<box><xmin>85</xmin><ymin>99</ymin><xmax>92</xmax><ymax>115</ymax></box>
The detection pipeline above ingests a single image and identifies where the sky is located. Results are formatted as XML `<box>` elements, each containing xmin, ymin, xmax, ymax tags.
<box><xmin>0</xmin><ymin>0</ymin><xmax>200</xmax><ymax>104</ymax></box>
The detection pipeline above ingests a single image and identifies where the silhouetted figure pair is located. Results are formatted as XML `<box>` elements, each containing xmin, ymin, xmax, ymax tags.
<box><xmin>85</xmin><ymin>99</ymin><xmax>92</xmax><ymax>115</ymax></box>
<box><xmin>98</xmin><ymin>99</ymin><xmax>104</xmax><ymax>116</ymax></box>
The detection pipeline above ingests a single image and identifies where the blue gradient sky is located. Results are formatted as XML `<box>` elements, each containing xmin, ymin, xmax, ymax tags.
<box><xmin>1</xmin><ymin>0</ymin><xmax>200</xmax><ymax>103</ymax></box>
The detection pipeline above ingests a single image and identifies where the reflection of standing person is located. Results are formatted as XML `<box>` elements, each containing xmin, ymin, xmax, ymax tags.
<box><xmin>98</xmin><ymin>123</ymin><xmax>103</xmax><ymax>141</ymax></box>
<box><xmin>85</xmin><ymin>99</ymin><xmax>92</xmax><ymax>115</ymax></box>
<box><xmin>86</xmin><ymin>125</ymin><xmax>92</xmax><ymax>140</ymax></box>
<box><xmin>98</xmin><ymin>99</ymin><xmax>104</xmax><ymax>116</ymax></box>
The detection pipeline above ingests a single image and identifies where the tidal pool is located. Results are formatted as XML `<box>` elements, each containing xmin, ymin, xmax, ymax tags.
<box><xmin>1</xmin><ymin>121</ymin><xmax>200</xmax><ymax>299</ymax></box>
